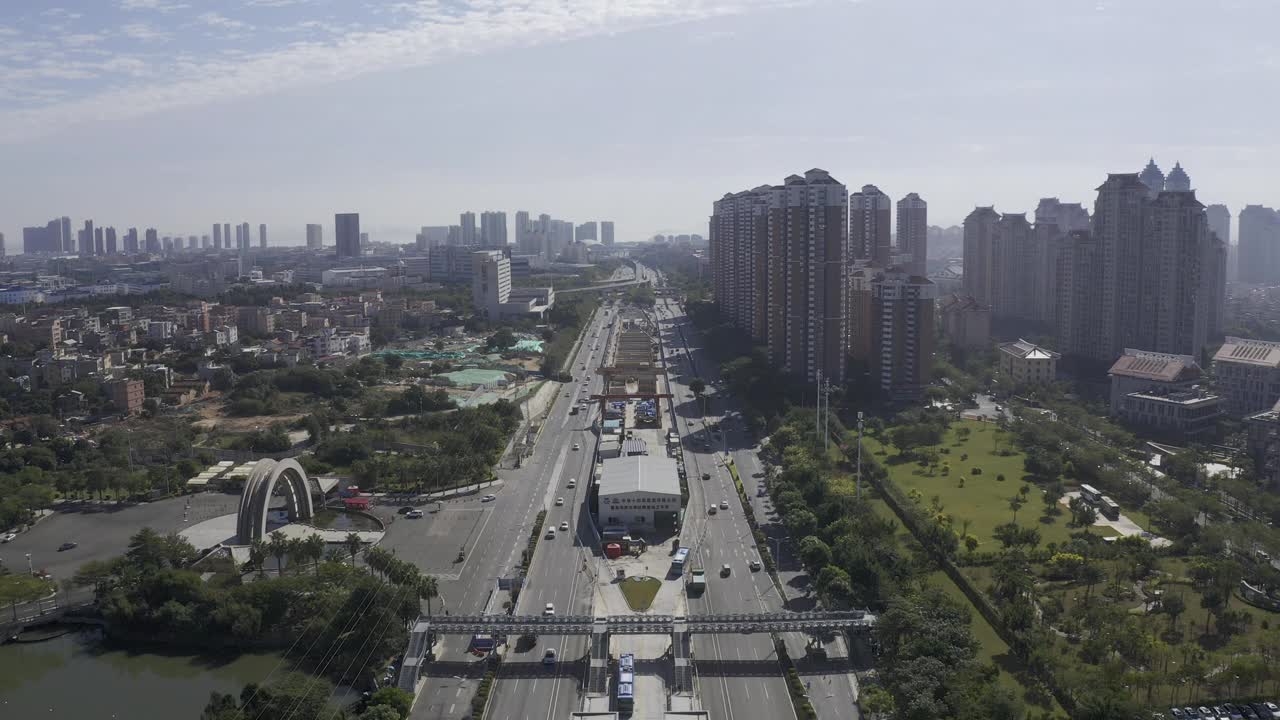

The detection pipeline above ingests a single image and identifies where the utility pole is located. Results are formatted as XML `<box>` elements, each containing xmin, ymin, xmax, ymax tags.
<box><xmin>815</xmin><ymin>369</ymin><xmax>822</xmax><ymax>442</ymax></box>
<box><xmin>856</xmin><ymin>411</ymin><xmax>864</xmax><ymax>500</ymax></box>
<box><xmin>819</xmin><ymin>377</ymin><xmax>834</xmax><ymax>451</ymax></box>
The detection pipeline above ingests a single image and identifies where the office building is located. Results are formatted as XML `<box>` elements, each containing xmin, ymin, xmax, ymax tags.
<box><xmin>850</xmin><ymin>184</ymin><xmax>891</xmax><ymax>267</ymax></box>
<box><xmin>1139</xmin><ymin>158</ymin><xmax>1166</xmax><ymax>196</ymax></box>
<box><xmin>306</xmin><ymin>223</ymin><xmax>323</xmax><ymax>249</ymax></box>
<box><xmin>896</xmin><ymin>193</ymin><xmax>927</xmax><ymax>275</ymax></box>
<box><xmin>480</xmin><ymin>211</ymin><xmax>508</xmax><ymax>248</ymax></box>
<box><xmin>710</xmin><ymin>168</ymin><xmax>848</xmax><ymax>383</ymax></box>
<box><xmin>576</xmin><ymin>221</ymin><xmax>598</xmax><ymax>243</ymax></box>
<box><xmin>414</xmin><ymin>226</ymin><xmax>448</xmax><ymax>251</ymax></box>
<box><xmin>1165</xmin><ymin>162</ymin><xmax>1191</xmax><ymax>192</ymax></box>
<box><xmin>998</xmin><ymin>339</ymin><xmax>1060</xmax><ymax>385</ymax></box>
<box><xmin>335</xmin><ymin>213</ymin><xmax>361</xmax><ymax>259</ymax></box>
<box><xmin>472</xmin><ymin>250</ymin><xmax>511</xmax><ymax>320</ymax></box>
<box><xmin>1213</xmin><ymin>337</ymin><xmax>1280</xmax><ymax>416</ymax></box>
<box><xmin>1239</xmin><ymin>205</ymin><xmax>1280</xmax><ymax>285</ymax></box>
<box><xmin>601</xmin><ymin>221</ymin><xmax>615</xmax><ymax>246</ymax></box>
<box><xmin>460</xmin><ymin>212</ymin><xmax>477</xmax><ymax>245</ymax></box>
<box><xmin>1107</xmin><ymin>349</ymin><xmax>1216</xmax><ymax>432</ymax></box>
<box><xmin>259</xmin><ymin>223</ymin><xmax>267</xmax><ymax>249</ymax></box>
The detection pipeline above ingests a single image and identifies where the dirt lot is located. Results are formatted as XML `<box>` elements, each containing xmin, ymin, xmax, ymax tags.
<box><xmin>189</xmin><ymin>394</ymin><xmax>306</xmax><ymax>433</ymax></box>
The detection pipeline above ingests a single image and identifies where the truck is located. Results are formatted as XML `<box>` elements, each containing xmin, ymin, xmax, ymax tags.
<box><xmin>687</xmin><ymin>568</ymin><xmax>706</xmax><ymax>592</ymax></box>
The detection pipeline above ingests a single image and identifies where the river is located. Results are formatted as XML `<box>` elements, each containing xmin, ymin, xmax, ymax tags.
<box><xmin>0</xmin><ymin>630</ymin><xmax>284</xmax><ymax>719</ymax></box>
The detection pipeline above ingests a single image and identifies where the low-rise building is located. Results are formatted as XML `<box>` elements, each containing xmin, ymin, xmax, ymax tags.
<box><xmin>1247</xmin><ymin>400</ymin><xmax>1280</xmax><ymax>489</ymax></box>
<box><xmin>1113</xmin><ymin>387</ymin><xmax>1222</xmax><ymax>438</ymax></box>
<box><xmin>1108</xmin><ymin>349</ymin><xmax>1205</xmax><ymax>415</ymax></box>
<box><xmin>597</xmin><ymin>455</ymin><xmax>681</xmax><ymax>531</ymax></box>
<box><xmin>108</xmin><ymin>378</ymin><xmax>145</xmax><ymax>415</ymax></box>
<box><xmin>997</xmin><ymin>338</ymin><xmax>1060</xmax><ymax>385</ymax></box>
<box><xmin>1213</xmin><ymin>336</ymin><xmax>1280</xmax><ymax>416</ymax></box>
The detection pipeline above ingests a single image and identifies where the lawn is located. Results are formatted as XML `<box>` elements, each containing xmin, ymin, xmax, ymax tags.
<box><xmin>865</xmin><ymin>420</ymin><xmax>1112</xmax><ymax>550</ymax></box>
<box><xmin>620</xmin><ymin>577</ymin><xmax>662</xmax><ymax>612</ymax></box>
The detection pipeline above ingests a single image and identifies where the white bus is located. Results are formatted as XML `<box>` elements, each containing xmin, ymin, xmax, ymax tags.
<box><xmin>1079</xmin><ymin>484</ymin><xmax>1103</xmax><ymax>504</ymax></box>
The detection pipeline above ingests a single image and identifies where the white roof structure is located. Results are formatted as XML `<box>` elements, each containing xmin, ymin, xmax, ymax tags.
<box><xmin>998</xmin><ymin>338</ymin><xmax>1060</xmax><ymax>360</ymax></box>
<box><xmin>599</xmin><ymin>455</ymin><xmax>680</xmax><ymax>498</ymax></box>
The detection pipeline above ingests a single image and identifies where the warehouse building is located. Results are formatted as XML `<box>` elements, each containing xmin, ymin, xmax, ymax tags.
<box><xmin>597</xmin><ymin>455</ymin><xmax>681</xmax><ymax>531</ymax></box>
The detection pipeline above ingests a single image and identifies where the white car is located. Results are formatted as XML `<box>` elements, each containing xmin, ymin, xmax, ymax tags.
<box><xmin>481</xmin><ymin>494</ymin><xmax>496</xmax><ymax>502</ymax></box>
<box><xmin>555</xmin><ymin>497</ymin><xmax>565</xmax><ymax>506</ymax></box>
<box><xmin>572</xmin><ymin>443</ymin><xmax>581</xmax><ymax>451</ymax></box>
<box><xmin>559</xmin><ymin>521</ymin><xmax>569</xmax><ymax>531</ymax></box>
<box><xmin>567</xmin><ymin>478</ymin><xmax>577</xmax><ymax>488</ymax></box>
<box><xmin>545</xmin><ymin>527</ymin><xmax>556</xmax><ymax>539</ymax></box>
<box><xmin>544</xmin><ymin>603</ymin><xmax>555</xmax><ymax>615</ymax></box>
<box><xmin>1</xmin><ymin>532</ymin><xmax>16</xmax><ymax>543</ymax></box>
<box><xmin>720</xmin><ymin>500</ymin><xmax>729</xmax><ymax>509</ymax></box>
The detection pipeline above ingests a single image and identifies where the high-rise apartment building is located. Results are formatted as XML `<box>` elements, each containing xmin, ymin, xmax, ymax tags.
<box><xmin>144</xmin><ymin>228</ymin><xmax>160</xmax><ymax>253</ymax></box>
<box><xmin>94</xmin><ymin>227</ymin><xmax>105</xmax><ymax>255</ymax></box>
<box><xmin>447</xmin><ymin>226</ymin><xmax>462</xmax><ymax>246</ymax></box>
<box><xmin>472</xmin><ymin>250</ymin><xmax>511</xmax><ymax>320</ymax></box>
<box><xmin>223</xmin><ymin>224</ymin><xmax>231</xmax><ymax>250</ymax></box>
<box><xmin>22</xmin><ymin>218</ymin><xmax>67</xmax><ymax>254</ymax></box>
<box><xmin>79</xmin><ymin>220</ymin><xmax>94</xmax><ymax>257</ymax></box>
<box><xmin>125</xmin><ymin>228</ymin><xmax>139</xmax><ymax>254</ymax></box>
<box><xmin>1205</xmin><ymin>204</ymin><xmax>1233</xmax><ymax>283</ymax></box>
<box><xmin>514</xmin><ymin>211</ymin><xmax>530</xmax><ymax>251</ymax></box>
<box><xmin>188</xmin><ymin>235</ymin><xmax>197</xmax><ymax>249</ymax></box>
<box><xmin>460</xmin><ymin>212</ymin><xmax>477</xmax><ymax>245</ymax></box>
<box><xmin>850</xmin><ymin>184</ymin><xmax>892</xmax><ymax>267</ymax></box>
<box><xmin>306</xmin><ymin>224</ymin><xmax>323</xmax><ymax>249</ymax></box>
<box><xmin>896</xmin><ymin>194</ymin><xmax>927</xmax><ymax>275</ymax></box>
<box><xmin>575</xmin><ymin>221</ymin><xmax>598</xmax><ymax>243</ymax></box>
<box><xmin>601</xmin><ymin>221</ymin><xmax>615</xmax><ymax>246</ymax></box>
<box><xmin>480</xmin><ymin>211</ymin><xmax>508</xmax><ymax>248</ymax></box>
<box><xmin>1138</xmin><ymin>190</ymin><xmax>1211</xmax><ymax>355</ymax></box>
<box><xmin>106</xmin><ymin>227</ymin><xmax>118</xmax><ymax>254</ymax></box>
<box><xmin>990</xmin><ymin>213</ymin><xmax>1035</xmax><ymax>319</ymax></box>
<box><xmin>202</xmin><ymin>235</ymin><xmax>210</xmax><ymax>248</ymax></box>
<box><xmin>60</xmin><ymin>217</ymin><xmax>72</xmax><ymax>252</ymax></box>
<box><xmin>1056</xmin><ymin>230</ymin><xmax>1106</xmax><ymax>359</ymax></box>
<box><xmin>335</xmin><ymin>213</ymin><xmax>361</xmax><ymax>259</ymax></box>
<box><xmin>710</xmin><ymin>169</ymin><xmax>848</xmax><ymax>383</ymax></box>
<box><xmin>1031</xmin><ymin>198</ymin><xmax>1088</xmax><ymax>325</ymax></box>
<box><xmin>259</xmin><ymin>223</ymin><xmax>267</xmax><ymax>249</ymax></box>
<box><xmin>849</xmin><ymin>267</ymin><xmax>936</xmax><ymax>400</ymax></box>
<box><xmin>239</xmin><ymin>222</ymin><xmax>251</xmax><ymax>251</ymax></box>
<box><xmin>213</xmin><ymin>223</ymin><xmax>222</xmax><ymax>249</ymax></box>
<box><xmin>1239</xmin><ymin>205</ymin><xmax>1280</xmax><ymax>285</ymax></box>
<box><xmin>962</xmin><ymin>206</ymin><xmax>999</xmax><ymax>305</ymax></box>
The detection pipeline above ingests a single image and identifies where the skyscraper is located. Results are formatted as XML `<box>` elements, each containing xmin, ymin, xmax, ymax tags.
<box><xmin>94</xmin><ymin>227</ymin><xmax>104</xmax><ymax>255</ymax></box>
<box><xmin>1165</xmin><ymin>162</ymin><xmax>1191</xmax><ymax>192</ymax></box>
<box><xmin>106</xmin><ymin>227</ymin><xmax>118</xmax><ymax>254</ymax></box>
<box><xmin>849</xmin><ymin>268</ymin><xmax>937</xmax><ymax>401</ymax></box>
<box><xmin>895</xmin><ymin>194</ymin><xmax>927</xmax><ymax>275</ymax></box>
<box><xmin>79</xmin><ymin>220</ymin><xmax>94</xmax><ymax>256</ymax></box>
<box><xmin>336</xmin><ymin>213</ymin><xmax>361</xmax><ymax>259</ymax></box>
<box><xmin>460</xmin><ymin>212</ymin><xmax>477</xmax><ymax>245</ymax></box>
<box><xmin>850</xmin><ymin>184</ymin><xmax>892</xmax><ymax>267</ymax></box>
<box><xmin>306</xmin><ymin>223</ymin><xmax>323</xmax><ymax>249</ymax></box>
<box><xmin>125</xmin><ymin>228</ymin><xmax>139</xmax><ymax>254</ymax></box>
<box><xmin>1238</xmin><ymin>205</ymin><xmax>1280</xmax><ymax>285</ymax></box>
<box><xmin>1139</xmin><ymin>158</ymin><xmax>1166</xmax><ymax>197</ymax></box>
<box><xmin>515</xmin><ymin>211</ymin><xmax>530</xmax><ymax>251</ymax></box>
<box><xmin>144</xmin><ymin>228</ymin><xmax>159</xmax><ymax>253</ymax></box>
<box><xmin>60</xmin><ymin>217</ymin><xmax>72</xmax><ymax>252</ymax></box>
<box><xmin>259</xmin><ymin>223</ymin><xmax>267</xmax><ymax>249</ymax></box>
<box><xmin>223</xmin><ymin>223</ymin><xmax>231</xmax><ymax>251</ymax></box>
<box><xmin>601</xmin><ymin>221</ymin><xmax>615</xmax><ymax>246</ymax></box>
<box><xmin>240</xmin><ymin>223</ymin><xmax>251</xmax><ymax>251</ymax></box>
<box><xmin>480</xmin><ymin>211</ymin><xmax>508</xmax><ymax>248</ymax></box>
<box><xmin>213</xmin><ymin>223</ymin><xmax>222</xmax><ymax>249</ymax></box>
<box><xmin>201</xmin><ymin>235</ymin><xmax>210</xmax><ymax>248</ymax></box>
<box><xmin>1206</xmin><ymin>204</ymin><xmax>1233</xmax><ymax>283</ymax></box>
<box><xmin>188</xmin><ymin>235</ymin><xmax>198</xmax><ymax>249</ymax></box>
<box><xmin>710</xmin><ymin>169</ymin><xmax>848</xmax><ymax>383</ymax></box>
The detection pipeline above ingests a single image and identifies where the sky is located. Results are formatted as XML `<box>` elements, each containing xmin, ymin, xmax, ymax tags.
<box><xmin>1</xmin><ymin>0</ymin><xmax>1277</xmax><ymax>247</ymax></box>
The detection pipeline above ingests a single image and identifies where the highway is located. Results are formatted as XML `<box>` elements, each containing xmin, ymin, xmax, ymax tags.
<box><xmin>484</xmin><ymin>305</ymin><xmax>621</xmax><ymax>720</ymax></box>
<box><xmin>402</xmin><ymin>303</ymin><xmax>617</xmax><ymax>720</ymax></box>
<box><xmin>655</xmin><ymin>295</ymin><xmax>797</xmax><ymax>720</ymax></box>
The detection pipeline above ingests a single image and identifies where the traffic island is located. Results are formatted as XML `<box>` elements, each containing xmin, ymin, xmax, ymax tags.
<box><xmin>619</xmin><ymin>576</ymin><xmax>661</xmax><ymax>611</ymax></box>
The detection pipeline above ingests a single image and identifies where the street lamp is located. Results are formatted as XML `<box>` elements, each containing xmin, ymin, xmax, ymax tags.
<box><xmin>26</xmin><ymin>552</ymin><xmax>33</xmax><ymax>575</ymax></box>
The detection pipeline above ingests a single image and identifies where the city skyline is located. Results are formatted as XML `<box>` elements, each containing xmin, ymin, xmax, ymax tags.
<box><xmin>2</xmin><ymin>0</ymin><xmax>1277</xmax><ymax>246</ymax></box>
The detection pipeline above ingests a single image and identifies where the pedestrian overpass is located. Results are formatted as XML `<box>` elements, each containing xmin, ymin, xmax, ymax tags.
<box><xmin>397</xmin><ymin>610</ymin><xmax>875</xmax><ymax>692</ymax></box>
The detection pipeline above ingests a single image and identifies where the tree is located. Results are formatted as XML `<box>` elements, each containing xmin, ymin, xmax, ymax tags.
<box><xmin>1007</xmin><ymin>494</ymin><xmax>1026</xmax><ymax>524</ymax></box>
<box><xmin>418</xmin><ymin>575</ymin><xmax>440</xmax><ymax>618</ymax></box>
<box><xmin>1080</xmin><ymin>562</ymin><xmax>1105</xmax><ymax>607</ymax></box>
<box><xmin>367</xmin><ymin>687</ymin><xmax>414</xmax><ymax>719</ymax></box>
<box><xmin>345</xmin><ymin>533</ymin><xmax>363</xmax><ymax>567</ymax></box>
<box><xmin>248</xmin><ymin>539</ymin><xmax>268</xmax><ymax>578</ymax></box>
<box><xmin>303</xmin><ymin>534</ymin><xmax>326</xmax><ymax>575</ymax></box>
<box><xmin>798</xmin><ymin>536</ymin><xmax>832</xmax><ymax>571</ymax></box>
<box><xmin>268</xmin><ymin>531</ymin><xmax>289</xmax><ymax>575</ymax></box>
<box><xmin>360</xmin><ymin>706</ymin><xmax>403</xmax><ymax>720</ymax></box>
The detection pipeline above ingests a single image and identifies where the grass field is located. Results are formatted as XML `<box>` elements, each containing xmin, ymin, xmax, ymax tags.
<box><xmin>620</xmin><ymin>577</ymin><xmax>662</xmax><ymax>611</ymax></box>
<box><xmin>865</xmin><ymin>419</ymin><xmax>1113</xmax><ymax>550</ymax></box>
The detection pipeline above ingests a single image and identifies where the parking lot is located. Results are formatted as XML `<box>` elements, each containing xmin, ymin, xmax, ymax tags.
<box><xmin>1</xmin><ymin>493</ymin><xmax>239</xmax><ymax>583</ymax></box>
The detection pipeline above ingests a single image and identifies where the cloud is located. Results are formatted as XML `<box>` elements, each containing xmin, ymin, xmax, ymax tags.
<box><xmin>61</xmin><ymin>33</ymin><xmax>104</xmax><ymax>48</ymax></box>
<box><xmin>1</xmin><ymin>0</ymin><xmax>794</xmax><ymax>143</ymax></box>
<box><xmin>118</xmin><ymin>0</ymin><xmax>190</xmax><ymax>11</ymax></box>
<box><xmin>121</xmin><ymin>22</ymin><xmax>171</xmax><ymax>42</ymax></box>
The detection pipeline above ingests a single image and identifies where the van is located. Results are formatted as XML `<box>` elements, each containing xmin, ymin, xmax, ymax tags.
<box><xmin>546</xmin><ymin>527</ymin><xmax>556</xmax><ymax>539</ymax></box>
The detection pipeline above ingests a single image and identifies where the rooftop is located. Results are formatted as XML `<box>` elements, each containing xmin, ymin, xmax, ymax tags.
<box><xmin>998</xmin><ymin>338</ymin><xmax>1060</xmax><ymax>361</ymax></box>
<box><xmin>599</xmin><ymin>455</ymin><xmax>680</xmax><ymax>498</ymax></box>
<box><xmin>1213</xmin><ymin>336</ymin><xmax>1280</xmax><ymax>368</ymax></box>
<box><xmin>1109</xmin><ymin>349</ymin><xmax>1201</xmax><ymax>383</ymax></box>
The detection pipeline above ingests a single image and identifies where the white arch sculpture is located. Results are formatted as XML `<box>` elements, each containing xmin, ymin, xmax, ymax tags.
<box><xmin>235</xmin><ymin>458</ymin><xmax>316</xmax><ymax>544</ymax></box>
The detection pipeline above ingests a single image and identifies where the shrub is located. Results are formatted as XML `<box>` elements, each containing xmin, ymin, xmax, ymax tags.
<box><xmin>971</xmin><ymin>467</ymin><xmax>982</xmax><ymax>476</ymax></box>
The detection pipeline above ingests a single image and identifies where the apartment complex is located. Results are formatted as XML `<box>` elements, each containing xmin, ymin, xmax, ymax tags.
<box><xmin>850</xmin><ymin>184</ymin><xmax>892</xmax><ymax>268</ymax></box>
<box><xmin>710</xmin><ymin>169</ymin><xmax>848</xmax><ymax>383</ymax></box>
<box><xmin>896</xmin><ymin>193</ymin><xmax>928</xmax><ymax>276</ymax></box>
<box><xmin>1239</xmin><ymin>205</ymin><xmax>1280</xmax><ymax>286</ymax></box>
<box><xmin>849</xmin><ymin>268</ymin><xmax>936</xmax><ymax>401</ymax></box>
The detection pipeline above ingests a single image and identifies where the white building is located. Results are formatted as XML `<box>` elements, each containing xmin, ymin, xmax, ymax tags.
<box><xmin>597</xmin><ymin>455</ymin><xmax>681</xmax><ymax>531</ymax></box>
<box><xmin>472</xmin><ymin>251</ymin><xmax>510</xmax><ymax>320</ymax></box>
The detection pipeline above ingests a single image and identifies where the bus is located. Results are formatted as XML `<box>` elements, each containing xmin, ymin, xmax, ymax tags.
<box><xmin>616</xmin><ymin>653</ymin><xmax>635</xmax><ymax>711</ymax></box>
<box><xmin>1079</xmin><ymin>484</ymin><xmax>1103</xmax><ymax>504</ymax></box>
<box><xmin>1099</xmin><ymin>496</ymin><xmax>1121</xmax><ymax>520</ymax></box>
<box><xmin>672</xmin><ymin>548</ymin><xmax>689</xmax><ymax>571</ymax></box>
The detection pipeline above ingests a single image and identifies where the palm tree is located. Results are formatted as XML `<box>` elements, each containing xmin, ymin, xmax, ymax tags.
<box><xmin>303</xmin><ymin>534</ymin><xmax>326</xmax><ymax>574</ymax></box>
<box><xmin>249</xmin><ymin>538</ymin><xmax>268</xmax><ymax>578</ymax></box>
<box><xmin>1080</xmin><ymin>562</ymin><xmax>1105</xmax><ymax>607</ymax></box>
<box><xmin>267</xmin><ymin>531</ymin><xmax>288</xmax><ymax>576</ymax></box>
<box><xmin>418</xmin><ymin>575</ymin><xmax>440</xmax><ymax>618</ymax></box>
<box><xmin>286</xmin><ymin>536</ymin><xmax>306</xmax><ymax>575</ymax></box>
<box><xmin>344</xmin><ymin>532</ymin><xmax>363</xmax><ymax>567</ymax></box>
<box><xmin>1008</xmin><ymin>494</ymin><xmax>1026</xmax><ymax>524</ymax></box>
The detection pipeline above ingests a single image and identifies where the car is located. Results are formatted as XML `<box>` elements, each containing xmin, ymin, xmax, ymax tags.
<box><xmin>1170</xmin><ymin>711</ymin><xmax>1185</xmax><ymax>720</ymax></box>
<box><xmin>542</xmin><ymin>648</ymin><xmax>558</xmax><ymax>665</ymax></box>
<box><xmin>1182</xmin><ymin>709</ymin><xmax>1197</xmax><ymax>719</ymax></box>
<box><xmin>1243</xmin><ymin>707</ymin><xmax>1260</xmax><ymax>720</ymax></box>
<box><xmin>545</xmin><ymin>527</ymin><xmax>556</xmax><ymax>539</ymax></box>
<box><xmin>719</xmin><ymin>500</ymin><xmax>729</xmax><ymax>510</ymax></box>
<box><xmin>397</xmin><ymin>506</ymin><xmax>415</xmax><ymax>515</ymax></box>
<box><xmin>406</xmin><ymin>509</ymin><xmax>424</xmax><ymax>518</ymax></box>
<box><xmin>1200</xmin><ymin>709</ymin><xmax>1213</xmax><ymax>719</ymax></box>
<box><xmin>1265</xmin><ymin>703</ymin><xmax>1280</xmax><ymax>719</ymax></box>
<box><xmin>1251</xmin><ymin>705</ymin><xmax>1275</xmax><ymax>720</ymax></box>
<box><xmin>58</xmin><ymin>541</ymin><xmax>77</xmax><ymax>551</ymax></box>
<box><xmin>559</xmin><ymin>521</ymin><xmax>569</xmax><ymax>531</ymax></box>
<box><xmin>749</xmin><ymin>558</ymin><xmax>762</xmax><ymax>571</ymax></box>
<box><xmin>567</xmin><ymin>478</ymin><xmax>577</xmax><ymax>488</ymax></box>
<box><xmin>544</xmin><ymin>603</ymin><xmax>555</xmax><ymax>615</ymax></box>
<box><xmin>720</xmin><ymin>564</ymin><xmax>731</xmax><ymax>577</ymax></box>
<box><xmin>1214</xmin><ymin>707</ymin><xmax>1230</xmax><ymax>720</ymax></box>
<box><xmin>708</xmin><ymin>505</ymin><xmax>717</xmax><ymax>515</ymax></box>
<box><xmin>701</xmin><ymin>472</ymin><xmax>710</xmax><ymax>481</ymax></box>
<box><xmin>572</xmin><ymin>443</ymin><xmax>581</xmax><ymax>451</ymax></box>
<box><xmin>555</xmin><ymin>497</ymin><xmax>565</xmax><ymax>506</ymax></box>
<box><xmin>1</xmin><ymin>532</ymin><xmax>16</xmax><ymax>543</ymax></box>
<box><xmin>1224</xmin><ymin>704</ymin><xmax>1244</xmax><ymax>719</ymax></box>
<box><xmin>481</xmin><ymin>494</ymin><xmax>496</xmax><ymax>502</ymax></box>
